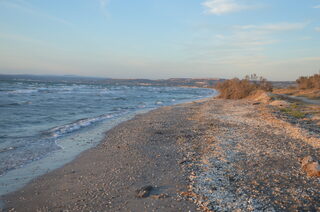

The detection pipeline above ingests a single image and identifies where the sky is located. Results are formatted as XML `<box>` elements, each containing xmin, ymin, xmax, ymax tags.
<box><xmin>0</xmin><ymin>0</ymin><xmax>319</xmax><ymax>80</ymax></box>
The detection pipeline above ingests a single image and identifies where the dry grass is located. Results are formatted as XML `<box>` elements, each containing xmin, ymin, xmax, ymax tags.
<box><xmin>215</xmin><ymin>75</ymin><xmax>272</xmax><ymax>99</ymax></box>
<box><xmin>297</xmin><ymin>74</ymin><xmax>320</xmax><ymax>89</ymax></box>
<box><xmin>271</xmin><ymin>74</ymin><xmax>320</xmax><ymax>99</ymax></box>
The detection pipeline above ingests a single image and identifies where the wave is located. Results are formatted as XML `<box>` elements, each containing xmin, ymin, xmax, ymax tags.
<box><xmin>0</xmin><ymin>146</ymin><xmax>17</xmax><ymax>153</ymax></box>
<box><xmin>0</xmin><ymin>101</ymin><xmax>32</xmax><ymax>107</ymax></box>
<box><xmin>155</xmin><ymin>101</ymin><xmax>163</xmax><ymax>105</ymax></box>
<box><xmin>6</xmin><ymin>89</ymin><xmax>38</xmax><ymax>94</ymax></box>
<box><xmin>43</xmin><ymin>112</ymin><xmax>126</xmax><ymax>139</ymax></box>
<box><xmin>3</xmin><ymin>85</ymin><xmax>86</xmax><ymax>95</ymax></box>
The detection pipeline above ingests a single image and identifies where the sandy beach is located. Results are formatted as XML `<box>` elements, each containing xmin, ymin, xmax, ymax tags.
<box><xmin>2</xmin><ymin>98</ymin><xmax>320</xmax><ymax>211</ymax></box>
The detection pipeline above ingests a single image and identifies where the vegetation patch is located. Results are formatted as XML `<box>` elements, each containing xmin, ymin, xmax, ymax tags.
<box><xmin>280</xmin><ymin>104</ymin><xmax>306</xmax><ymax>119</ymax></box>
<box><xmin>296</xmin><ymin>74</ymin><xmax>320</xmax><ymax>89</ymax></box>
<box><xmin>215</xmin><ymin>74</ymin><xmax>272</xmax><ymax>99</ymax></box>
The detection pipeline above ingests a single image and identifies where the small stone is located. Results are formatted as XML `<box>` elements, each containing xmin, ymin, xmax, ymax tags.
<box><xmin>151</xmin><ymin>193</ymin><xmax>169</xmax><ymax>199</ymax></box>
<box><xmin>301</xmin><ymin>156</ymin><xmax>313</xmax><ymax>167</ymax></box>
<box><xmin>303</xmin><ymin>162</ymin><xmax>320</xmax><ymax>177</ymax></box>
<box><xmin>179</xmin><ymin>160</ymin><xmax>189</xmax><ymax>164</ymax></box>
<box><xmin>136</xmin><ymin>185</ymin><xmax>153</xmax><ymax>198</ymax></box>
<box><xmin>301</xmin><ymin>156</ymin><xmax>320</xmax><ymax>177</ymax></box>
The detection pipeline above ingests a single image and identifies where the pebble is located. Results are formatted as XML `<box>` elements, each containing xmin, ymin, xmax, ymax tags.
<box><xmin>136</xmin><ymin>185</ymin><xmax>154</xmax><ymax>198</ymax></box>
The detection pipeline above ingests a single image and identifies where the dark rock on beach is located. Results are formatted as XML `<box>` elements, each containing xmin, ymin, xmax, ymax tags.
<box><xmin>136</xmin><ymin>185</ymin><xmax>153</xmax><ymax>198</ymax></box>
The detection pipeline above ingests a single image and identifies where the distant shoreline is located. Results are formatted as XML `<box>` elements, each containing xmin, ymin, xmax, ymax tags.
<box><xmin>0</xmin><ymin>74</ymin><xmax>222</xmax><ymax>88</ymax></box>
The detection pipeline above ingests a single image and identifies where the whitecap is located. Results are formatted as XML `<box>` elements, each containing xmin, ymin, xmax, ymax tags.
<box><xmin>43</xmin><ymin>113</ymin><xmax>125</xmax><ymax>139</ymax></box>
<box><xmin>155</xmin><ymin>101</ymin><xmax>163</xmax><ymax>105</ymax></box>
<box><xmin>7</xmin><ymin>89</ymin><xmax>38</xmax><ymax>94</ymax></box>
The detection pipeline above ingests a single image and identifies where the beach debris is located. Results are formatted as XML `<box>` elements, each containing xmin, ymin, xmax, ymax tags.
<box><xmin>301</xmin><ymin>156</ymin><xmax>320</xmax><ymax>177</ymax></box>
<box><xmin>136</xmin><ymin>185</ymin><xmax>153</xmax><ymax>198</ymax></box>
<box><xmin>179</xmin><ymin>159</ymin><xmax>189</xmax><ymax>164</ymax></box>
<box><xmin>155</xmin><ymin>130</ymin><xmax>164</xmax><ymax>135</ymax></box>
<box><xmin>301</xmin><ymin>156</ymin><xmax>313</xmax><ymax>167</ymax></box>
<box><xmin>151</xmin><ymin>193</ymin><xmax>169</xmax><ymax>199</ymax></box>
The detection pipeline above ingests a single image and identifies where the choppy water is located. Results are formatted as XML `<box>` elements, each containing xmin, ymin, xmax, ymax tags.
<box><xmin>0</xmin><ymin>80</ymin><xmax>215</xmax><ymax>182</ymax></box>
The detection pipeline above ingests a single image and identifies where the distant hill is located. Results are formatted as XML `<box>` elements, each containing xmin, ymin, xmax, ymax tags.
<box><xmin>0</xmin><ymin>74</ymin><xmax>295</xmax><ymax>88</ymax></box>
<box><xmin>270</xmin><ymin>81</ymin><xmax>296</xmax><ymax>88</ymax></box>
<box><xmin>0</xmin><ymin>74</ymin><xmax>107</xmax><ymax>83</ymax></box>
<box><xmin>0</xmin><ymin>74</ymin><xmax>223</xmax><ymax>88</ymax></box>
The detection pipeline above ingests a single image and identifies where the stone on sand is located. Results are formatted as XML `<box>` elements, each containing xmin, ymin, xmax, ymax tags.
<box><xmin>301</xmin><ymin>156</ymin><xmax>320</xmax><ymax>177</ymax></box>
<box><xmin>136</xmin><ymin>185</ymin><xmax>153</xmax><ymax>198</ymax></box>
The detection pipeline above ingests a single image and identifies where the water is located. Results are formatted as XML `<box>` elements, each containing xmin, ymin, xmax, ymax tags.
<box><xmin>0</xmin><ymin>80</ymin><xmax>216</xmax><ymax>195</ymax></box>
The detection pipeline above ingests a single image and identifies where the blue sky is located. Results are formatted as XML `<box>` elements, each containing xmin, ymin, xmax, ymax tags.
<box><xmin>0</xmin><ymin>0</ymin><xmax>319</xmax><ymax>80</ymax></box>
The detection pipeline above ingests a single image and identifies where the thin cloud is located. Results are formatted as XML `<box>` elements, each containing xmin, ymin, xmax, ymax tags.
<box><xmin>234</xmin><ymin>22</ymin><xmax>308</xmax><ymax>31</ymax></box>
<box><xmin>185</xmin><ymin>21</ymin><xmax>309</xmax><ymax>68</ymax></box>
<box><xmin>0</xmin><ymin>0</ymin><xmax>72</xmax><ymax>26</ymax></box>
<box><xmin>0</xmin><ymin>32</ymin><xmax>63</xmax><ymax>50</ymax></box>
<box><xmin>99</xmin><ymin>0</ymin><xmax>111</xmax><ymax>16</ymax></box>
<box><xmin>202</xmin><ymin>0</ymin><xmax>257</xmax><ymax>15</ymax></box>
<box><xmin>299</xmin><ymin>57</ymin><xmax>320</xmax><ymax>61</ymax></box>
<box><xmin>299</xmin><ymin>36</ymin><xmax>312</xmax><ymax>40</ymax></box>
<box><xmin>100</xmin><ymin>0</ymin><xmax>109</xmax><ymax>9</ymax></box>
<box><xmin>313</xmin><ymin>5</ymin><xmax>320</xmax><ymax>8</ymax></box>
<box><xmin>184</xmin><ymin>28</ymin><xmax>276</xmax><ymax>66</ymax></box>
<box><xmin>315</xmin><ymin>27</ymin><xmax>320</xmax><ymax>32</ymax></box>
<box><xmin>215</xmin><ymin>34</ymin><xmax>226</xmax><ymax>40</ymax></box>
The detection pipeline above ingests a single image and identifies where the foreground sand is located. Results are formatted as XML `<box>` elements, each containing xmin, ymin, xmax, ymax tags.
<box><xmin>2</xmin><ymin>98</ymin><xmax>320</xmax><ymax>211</ymax></box>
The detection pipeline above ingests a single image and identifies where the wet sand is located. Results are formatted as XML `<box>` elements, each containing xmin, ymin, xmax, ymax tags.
<box><xmin>2</xmin><ymin>98</ymin><xmax>320</xmax><ymax>211</ymax></box>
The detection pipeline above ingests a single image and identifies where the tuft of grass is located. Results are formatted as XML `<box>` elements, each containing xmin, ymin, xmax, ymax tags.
<box><xmin>290</xmin><ymin>102</ymin><xmax>302</xmax><ymax>109</ymax></box>
<box><xmin>280</xmin><ymin>105</ymin><xmax>306</xmax><ymax>118</ymax></box>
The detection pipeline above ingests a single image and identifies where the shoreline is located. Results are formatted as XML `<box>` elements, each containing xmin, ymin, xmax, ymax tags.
<box><xmin>2</xmin><ymin>97</ymin><xmax>320</xmax><ymax>211</ymax></box>
<box><xmin>0</xmin><ymin>108</ymin><xmax>151</xmax><ymax>198</ymax></box>
<box><xmin>0</xmin><ymin>90</ymin><xmax>216</xmax><ymax>199</ymax></box>
<box><xmin>1</xmin><ymin>99</ymin><xmax>208</xmax><ymax>211</ymax></box>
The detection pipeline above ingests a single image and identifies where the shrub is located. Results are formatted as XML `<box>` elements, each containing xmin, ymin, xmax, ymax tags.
<box><xmin>215</xmin><ymin>74</ymin><xmax>272</xmax><ymax>99</ymax></box>
<box><xmin>296</xmin><ymin>74</ymin><xmax>320</xmax><ymax>89</ymax></box>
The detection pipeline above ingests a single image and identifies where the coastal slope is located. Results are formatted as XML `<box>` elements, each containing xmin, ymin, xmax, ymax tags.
<box><xmin>3</xmin><ymin>98</ymin><xmax>320</xmax><ymax>211</ymax></box>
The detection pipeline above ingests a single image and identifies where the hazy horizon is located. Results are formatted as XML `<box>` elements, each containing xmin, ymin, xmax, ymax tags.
<box><xmin>0</xmin><ymin>0</ymin><xmax>319</xmax><ymax>80</ymax></box>
<box><xmin>0</xmin><ymin>73</ymin><xmax>300</xmax><ymax>81</ymax></box>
